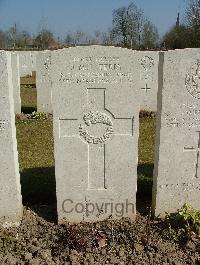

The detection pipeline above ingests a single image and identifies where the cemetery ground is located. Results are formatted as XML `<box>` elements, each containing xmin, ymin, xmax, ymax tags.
<box><xmin>0</xmin><ymin>85</ymin><xmax>199</xmax><ymax>264</ymax></box>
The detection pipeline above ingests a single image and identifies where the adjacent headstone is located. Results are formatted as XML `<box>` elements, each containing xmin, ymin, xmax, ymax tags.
<box><xmin>36</xmin><ymin>50</ymin><xmax>53</xmax><ymax>113</ymax></box>
<box><xmin>11</xmin><ymin>52</ymin><xmax>21</xmax><ymax>113</ymax></box>
<box><xmin>137</xmin><ymin>51</ymin><xmax>159</xmax><ymax>112</ymax></box>
<box><xmin>52</xmin><ymin>46</ymin><xmax>140</xmax><ymax>223</ymax></box>
<box><xmin>0</xmin><ymin>51</ymin><xmax>22</xmax><ymax>226</ymax></box>
<box><xmin>18</xmin><ymin>51</ymin><xmax>32</xmax><ymax>77</ymax></box>
<box><xmin>153</xmin><ymin>50</ymin><xmax>200</xmax><ymax>217</ymax></box>
<box><xmin>30</xmin><ymin>51</ymin><xmax>38</xmax><ymax>72</ymax></box>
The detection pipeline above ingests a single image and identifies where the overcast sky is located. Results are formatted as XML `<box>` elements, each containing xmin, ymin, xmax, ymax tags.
<box><xmin>0</xmin><ymin>0</ymin><xmax>187</xmax><ymax>38</ymax></box>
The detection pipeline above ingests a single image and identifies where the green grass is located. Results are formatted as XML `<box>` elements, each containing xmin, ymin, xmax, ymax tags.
<box><xmin>20</xmin><ymin>85</ymin><xmax>37</xmax><ymax>113</ymax></box>
<box><xmin>137</xmin><ymin>116</ymin><xmax>156</xmax><ymax>201</ymax></box>
<box><xmin>20</xmin><ymin>71</ymin><xmax>36</xmax><ymax>86</ymax></box>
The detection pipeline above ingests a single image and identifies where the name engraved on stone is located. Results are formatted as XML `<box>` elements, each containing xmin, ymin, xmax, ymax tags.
<box><xmin>59</xmin><ymin>55</ymin><xmax>133</xmax><ymax>84</ymax></box>
<box><xmin>164</xmin><ymin>113</ymin><xmax>179</xmax><ymax>127</ymax></box>
<box><xmin>79</xmin><ymin>111</ymin><xmax>114</xmax><ymax>145</ymax></box>
<box><xmin>185</xmin><ymin>60</ymin><xmax>200</xmax><ymax>99</ymax></box>
<box><xmin>184</xmin><ymin>131</ymin><xmax>200</xmax><ymax>179</ymax></box>
<box><xmin>77</xmin><ymin>63</ymin><xmax>121</xmax><ymax>72</ymax></box>
<box><xmin>164</xmin><ymin>108</ymin><xmax>200</xmax><ymax>128</ymax></box>
<box><xmin>141</xmin><ymin>56</ymin><xmax>154</xmax><ymax>71</ymax></box>
<box><xmin>159</xmin><ymin>182</ymin><xmax>200</xmax><ymax>191</ymax></box>
<box><xmin>59</xmin><ymin>72</ymin><xmax>134</xmax><ymax>84</ymax></box>
<box><xmin>99</xmin><ymin>64</ymin><xmax>121</xmax><ymax>71</ymax></box>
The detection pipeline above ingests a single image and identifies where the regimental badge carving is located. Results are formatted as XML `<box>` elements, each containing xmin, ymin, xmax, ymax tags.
<box><xmin>141</xmin><ymin>56</ymin><xmax>154</xmax><ymax>71</ymax></box>
<box><xmin>83</xmin><ymin>111</ymin><xmax>112</xmax><ymax>126</ymax></box>
<box><xmin>185</xmin><ymin>60</ymin><xmax>200</xmax><ymax>99</ymax></box>
<box><xmin>79</xmin><ymin>111</ymin><xmax>114</xmax><ymax>144</ymax></box>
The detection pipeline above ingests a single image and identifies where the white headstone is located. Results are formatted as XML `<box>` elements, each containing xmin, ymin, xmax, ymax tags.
<box><xmin>18</xmin><ymin>51</ymin><xmax>32</xmax><ymax>77</ymax></box>
<box><xmin>11</xmin><ymin>52</ymin><xmax>21</xmax><ymax>114</ymax></box>
<box><xmin>153</xmin><ymin>50</ymin><xmax>200</xmax><ymax>217</ymax></box>
<box><xmin>52</xmin><ymin>46</ymin><xmax>140</xmax><ymax>223</ymax></box>
<box><xmin>137</xmin><ymin>51</ymin><xmax>159</xmax><ymax>112</ymax></box>
<box><xmin>30</xmin><ymin>51</ymin><xmax>38</xmax><ymax>72</ymax></box>
<box><xmin>36</xmin><ymin>50</ymin><xmax>52</xmax><ymax>113</ymax></box>
<box><xmin>0</xmin><ymin>51</ymin><xmax>22</xmax><ymax>226</ymax></box>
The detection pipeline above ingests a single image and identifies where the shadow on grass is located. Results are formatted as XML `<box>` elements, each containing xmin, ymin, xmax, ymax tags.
<box><xmin>21</xmin><ymin>106</ymin><xmax>37</xmax><ymax>114</ymax></box>
<box><xmin>20</xmin><ymin>167</ymin><xmax>57</xmax><ymax>223</ymax></box>
<box><xmin>137</xmin><ymin>163</ymin><xmax>154</xmax><ymax>215</ymax></box>
<box><xmin>20</xmin><ymin>164</ymin><xmax>154</xmax><ymax>222</ymax></box>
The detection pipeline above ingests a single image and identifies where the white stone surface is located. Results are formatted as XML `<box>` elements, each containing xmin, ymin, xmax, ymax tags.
<box><xmin>36</xmin><ymin>50</ymin><xmax>52</xmax><ymax>113</ymax></box>
<box><xmin>137</xmin><ymin>51</ymin><xmax>159</xmax><ymax>112</ymax></box>
<box><xmin>35</xmin><ymin>49</ymin><xmax>159</xmax><ymax>113</ymax></box>
<box><xmin>0</xmin><ymin>51</ymin><xmax>22</xmax><ymax>226</ymax></box>
<box><xmin>153</xmin><ymin>49</ymin><xmax>200</xmax><ymax>217</ymax></box>
<box><xmin>18</xmin><ymin>51</ymin><xmax>33</xmax><ymax>77</ymax></box>
<box><xmin>52</xmin><ymin>46</ymin><xmax>140</xmax><ymax>223</ymax></box>
<box><xmin>30</xmin><ymin>51</ymin><xmax>38</xmax><ymax>72</ymax></box>
<box><xmin>11</xmin><ymin>52</ymin><xmax>21</xmax><ymax>113</ymax></box>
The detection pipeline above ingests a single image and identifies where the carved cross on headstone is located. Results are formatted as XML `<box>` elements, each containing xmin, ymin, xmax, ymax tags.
<box><xmin>140</xmin><ymin>83</ymin><xmax>151</xmax><ymax>96</ymax></box>
<box><xmin>184</xmin><ymin>131</ymin><xmax>200</xmax><ymax>179</ymax></box>
<box><xmin>59</xmin><ymin>88</ymin><xmax>134</xmax><ymax>190</ymax></box>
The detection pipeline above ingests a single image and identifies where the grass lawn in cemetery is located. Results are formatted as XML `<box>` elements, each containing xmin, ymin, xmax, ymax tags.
<box><xmin>20</xmin><ymin>72</ymin><xmax>37</xmax><ymax>114</ymax></box>
<box><xmin>18</xmin><ymin>77</ymin><xmax>156</xmax><ymax>211</ymax></box>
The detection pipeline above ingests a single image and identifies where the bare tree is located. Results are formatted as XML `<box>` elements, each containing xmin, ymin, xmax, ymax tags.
<box><xmin>8</xmin><ymin>23</ymin><xmax>18</xmax><ymax>49</ymax></box>
<box><xmin>111</xmin><ymin>2</ymin><xmax>144</xmax><ymax>48</ymax></box>
<box><xmin>141</xmin><ymin>20</ymin><xmax>159</xmax><ymax>49</ymax></box>
<box><xmin>74</xmin><ymin>30</ymin><xmax>86</xmax><ymax>45</ymax></box>
<box><xmin>34</xmin><ymin>30</ymin><xmax>55</xmax><ymax>49</ymax></box>
<box><xmin>16</xmin><ymin>30</ymin><xmax>31</xmax><ymax>48</ymax></box>
<box><xmin>185</xmin><ymin>0</ymin><xmax>200</xmax><ymax>28</ymax></box>
<box><xmin>0</xmin><ymin>30</ymin><xmax>7</xmax><ymax>48</ymax></box>
<box><xmin>65</xmin><ymin>33</ymin><xmax>73</xmax><ymax>46</ymax></box>
<box><xmin>184</xmin><ymin>0</ymin><xmax>200</xmax><ymax>47</ymax></box>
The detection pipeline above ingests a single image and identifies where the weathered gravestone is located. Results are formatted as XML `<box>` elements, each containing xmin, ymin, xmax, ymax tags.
<box><xmin>11</xmin><ymin>52</ymin><xmax>21</xmax><ymax>113</ymax></box>
<box><xmin>153</xmin><ymin>50</ymin><xmax>200</xmax><ymax>217</ymax></box>
<box><xmin>36</xmin><ymin>50</ymin><xmax>53</xmax><ymax>113</ymax></box>
<box><xmin>137</xmin><ymin>51</ymin><xmax>159</xmax><ymax>112</ymax></box>
<box><xmin>0</xmin><ymin>51</ymin><xmax>22</xmax><ymax>226</ymax></box>
<box><xmin>18</xmin><ymin>51</ymin><xmax>32</xmax><ymax>77</ymax></box>
<box><xmin>52</xmin><ymin>46</ymin><xmax>140</xmax><ymax>223</ymax></box>
<box><xmin>30</xmin><ymin>51</ymin><xmax>38</xmax><ymax>72</ymax></box>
